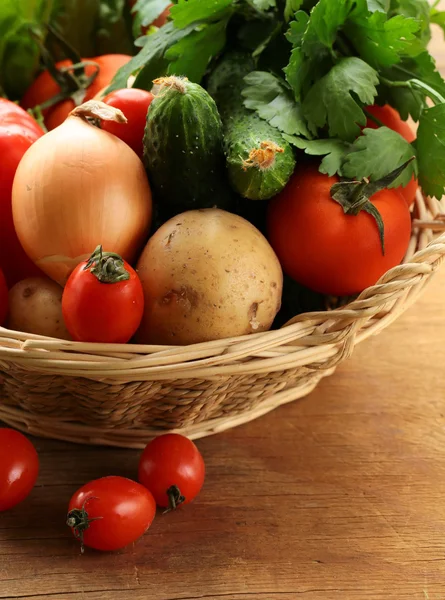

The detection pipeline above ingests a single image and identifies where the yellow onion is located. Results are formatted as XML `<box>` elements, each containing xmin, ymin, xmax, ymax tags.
<box><xmin>12</xmin><ymin>101</ymin><xmax>152</xmax><ymax>286</ymax></box>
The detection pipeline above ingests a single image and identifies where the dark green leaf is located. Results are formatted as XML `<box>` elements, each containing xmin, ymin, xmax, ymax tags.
<box><xmin>283</xmin><ymin>136</ymin><xmax>350</xmax><ymax>176</ymax></box>
<box><xmin>105</xmin><ymin>20</ymin><xmax>195</xmax><ymax>92</ymax></box>
<box><xmin>170</xmin><ymin>0</ymin><xmax>234</xmax><ymax>29</ymax></box>
<box><xmin>342</xmin><ymin>126</ymin><xmax>417</xmax><ymax>187</ymax></box>
<box><xmin>417</xmin><ymin>104</ymin><xmax>445</xmax><ymax>199</ymax></box>
<box><xmin>390</xmin><ymin>0</ymin><xmax>431</xmax><ymax>44</ymax></box>
<box><xmin>131</xmin><ymin>0</ymin><xmax>171</xmax><ymax>36</ymax></box>
<box><xmin>242</xmin><ymin>71</ymin><xmax>311</xmax><ymax>137</ymax></box>
<box><xmin>166</xmin><ymin>19</ymin><xmax>229</xmax><ymax>81</ymax></box>
<box><xmin>285</xmin><ymin>11</ymin><xmax>309</xmax><ymax>46</ymax></box>
<box><xmin>345</xmin><ymin>13</ymin><xmax>421</xmax><ymax>70</ymax></box>
<box><xmin>303</xmin><ymin>57</ymin><xmax>379</xmax><ymax>141</ymax></box>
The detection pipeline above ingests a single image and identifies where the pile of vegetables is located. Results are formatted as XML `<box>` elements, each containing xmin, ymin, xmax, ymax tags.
<box><xmin>1</xmin><ymin>0</ymin><xmax>445</xmax><ymax>346</ymax></box>
<box><xmin>0</xmin><ymin>427</ymin><xmax>206</xmax><ymax>553</ymax></box>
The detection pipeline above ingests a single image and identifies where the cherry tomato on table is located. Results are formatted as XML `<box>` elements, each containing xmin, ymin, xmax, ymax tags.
<box><xmin>0</xmin><ymin>268</ymin><xmax>8</xmax><ymax>325</ymax></box>
<box><xmin>67</xmin><ymin>476</ymin><xmax>156</xmax><ymax>552</ymax></box>
<box><xmin>138</xmin><ymin>434</ymin><xmax>205</xmax><ymax>510</ymax></box>
<box><xmin>62</xmin><ymin>245</ymin><xmax>144</xmax><ymax>344</ymax></box>
<box><xmin>21</xmin><ymin>54</ymin><xmax>131</xmax><ymax>130</ymax></box>
<box><xmin>365</xmin><ymin>104</ymin><xmax>418</xmax><ymax>207</ymax></box>
<box><xmin>267</xmin><ymin>163</ymin><xmax>412</xmax><ymax>297</ymax></box>
<box><xmin>101</xmin><ymin>88</ymin><xmax>154</xmax><ymax>158</ymax></box>
<box><xmin>0</xmin><ymin>99</ymin><xmax>45</xmax><ymax>287</ymax></box>
<box><xmin>0</xmin><ymin>428</ymin><xmax>39</xmax><ymax>512</ymax></box>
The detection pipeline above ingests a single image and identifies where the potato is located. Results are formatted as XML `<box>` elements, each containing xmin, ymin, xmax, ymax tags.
<box><xmin>135</xmin><ymin>208</ymin><xmax>283</xmax><ymax>345</ymax></box>
<box><xmin>8</xmin><ymin>277</ymin><xmax>71</xmax><ymax>340</ymax></box>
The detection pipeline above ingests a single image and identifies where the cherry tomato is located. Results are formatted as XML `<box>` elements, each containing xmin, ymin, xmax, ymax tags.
<box><xmin>0</xmin><ymin>99</ymin><xmax>45</xmax><ymax>287</ymax></box>
<box><xmin>101</xmin><ymin>88</ymin><xmax>154</xmax><ymax>158</ymax></box>
<box><xmin>138</xmin><ymin>434</ymin><xmax>205</xmax><ymax>510</ymax></box>
<box><xmin>67</xmin><ymin>476</ymin><xmax>156</xmax><ymax>552</ymax></box>
<box><xmin>62</xmin><ymin>246</ymin><xmax>144</xmax><ymax>344</ymax></box>
<box><xmin>267</xmin><ymin>163</ymin><xmax>412</xmax><ymax>297</ymax></box>
<box><xmin>365</xmin><ymin>104</ymin><xmax>417</xmax><ymax>207</ymax></box>
<box><xmin>0</xmin><ymin>268</ymin><xmax>8</xmax><ymax>325</ymax></box>
<box><xmin>21</xmin><ymin>54</ymin><xmax>131</xmax><ymax>131</ymax></box>
<box><xmin>0</xmin><ymin>429</ymin><xmax>39</xmax><ymax>512</ymax></box>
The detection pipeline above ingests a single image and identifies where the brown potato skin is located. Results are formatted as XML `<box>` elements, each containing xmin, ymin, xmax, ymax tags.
<box><xmin>135</xmin><ymin>209</ymin><xmax>283</xmax><ymax>345</ymax></box>
<box><xmin>7</xmin><ymin>277</ymin><xmax>71</xmax><ymax>340</ymax></box>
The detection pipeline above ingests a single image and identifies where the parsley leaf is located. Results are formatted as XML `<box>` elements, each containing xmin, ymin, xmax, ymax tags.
<box><xmin>342</xmin><ymin>127</ymin><xmax>417</xmax><ymax>187</ymax></box>
<box><xmin>284</xmin><ymin>0</ymin><xmax>304</xmax><ymax>21</ymax></box>
<box><xmin>417</xmin><ymin>104</ymin><xmax>445</xmax><ymax>199</ymax></box>
<box><xmin>166</xmin><ymin>18</ymin><xmax>229</xmax><ymax>81</ymax></box>
<box><xmin>390</xmin><ymin>0</ymin><xmax>431</xmax><ymax>44</ymax></box>
<box><xmin>247</xmin><ymin>0</ymin><xmax>276</xmax><ymax>10</ymax></box>
<box><xmin>285</xmin><ymin>11</ymin><xmax>309</xmax><ymax>46</ymax></box>
<box><xmin>367</xmin><ymin>0</ymin><xmax>390</xmax><ymax>11</ymax></box>
<box><xmin>170</xmin><ymin>0</ymin><xmax>234</xmax><ymax>29</ymax></box>
<box><xmin>284</xmin><ymin>136</ymin><xmax>350</xmax><ymax>176</ymax></box>
<box><xmin>242</xmin><ymin>71</ymin><xmax>311</xmax><ymax>137</ymax></box>
<box><xmin>303</xmin><ymin>57</ymin><xmax>379</xmax><ymax>141</ymax></box>
<box><xmin>131</xmin><ymin>0</ymin><xmax>171</xmax><ymax>36</ymax></box>
<box><xmin>345</xmin><ymin>12</ymin><xmax>421</xmax><ymax>70</ymax></box>
<box><xmin>301</xmin><ymin>0</ymin><xmax>358</xmax><ymax>58</ymax></box>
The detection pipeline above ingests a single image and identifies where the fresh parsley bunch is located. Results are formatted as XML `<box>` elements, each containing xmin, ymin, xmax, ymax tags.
<box><xmin>107</xmin><ymin>0</ymin><xmax>445</xmax><ymax>199</ymax></box>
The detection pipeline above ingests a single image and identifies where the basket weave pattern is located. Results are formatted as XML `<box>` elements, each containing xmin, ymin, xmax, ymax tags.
<box><xmin>1</xmin><ymin>191</ymin><xmax>444</xmax><ymax>448</ymax></box>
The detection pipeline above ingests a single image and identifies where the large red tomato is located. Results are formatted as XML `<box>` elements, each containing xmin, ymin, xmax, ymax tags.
<box><xmin>365</xmin><ymin>104</ymin><xmax>417</xmax><ymax>206</ymax></box>
<box><xmin>0</xmin><ymin>429</ymin><xmax>39</xmax><ymax>512</ymax></box>
<box><xmin>0</xmin><ymin>99</ymin><xmax>45</xmax><ymax>287</ymax></box>
<box><xmin>21</xmin><ymin>54</ymin><xmax>131</xmax><ymax>130</ymax></box>
<box><xmin>267</xmin><ymin>163</ymin><xmax>412</xmax><ymax>297</ymax></box>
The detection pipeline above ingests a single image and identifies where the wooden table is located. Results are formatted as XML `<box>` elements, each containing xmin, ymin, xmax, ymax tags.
<box><xmin>3</xmin><ymin>16</ymin><xmax>445</xmax><ymax>600</ymax></box>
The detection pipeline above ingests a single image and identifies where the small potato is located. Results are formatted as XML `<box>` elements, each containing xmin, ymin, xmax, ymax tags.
<box><xmin>136</xmin><ymin>208</ymin><xmax>283</xmax><ymax>345</ymax></box>
<box><xmin>8</xmin><ymin>277</ymin><xmax>71</xmax><ymax>340</ymax></box>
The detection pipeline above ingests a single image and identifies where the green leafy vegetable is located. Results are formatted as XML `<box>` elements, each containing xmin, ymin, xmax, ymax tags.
<box><xmin>284</xmin><ymin>136</ymin><xmax>350</xmax><ymax>176</ymax></box>
<box><xmin>342</xmin><ymin>126</ymin><xmax>416</xmax><ymax>187</ymax></box>
<box><xmin>284</xmin><ymin>0</ymin><xmax>304</xmax><ymax>21</ymax></box>
<box><xmin>131</xmin><ymin>0</ymin><xmax>171</xmax><ymax>37</ymax></box>
<box><xmin>242</xmin><ymin>71</ymin><xmax>311</xmax><ymax>137</ymax></box>
<box><xmin>303</xmin><ymin>57</ymin><xmax>379</xmax><ymax>141</ymax></box>
<box><xmin>247</xmin><ymin>0</ymin><xmax>276</xmax><ymax>10</ymax></box>
<box><xmin>169</xmin><ymin>0</ymin><xmax>234</xmax><ymax>28</ymax></box>
<box><xmin>390</xmin><ymin>0</ymin><xmax>431</xmax><ymax>44</ymax></box>
<box><xmin>417</xmin><ymin>104</ymin><xmax>445</xmax><ymax>199</ymax></box>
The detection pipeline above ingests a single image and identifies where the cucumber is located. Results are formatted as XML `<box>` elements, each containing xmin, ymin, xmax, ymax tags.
<box><xmin>207</xmin><ymin>51</ymin><xmax>296</xmax><ymax>201</ymax></box>
<box><xmin>144</xmin><ymin>76</ymin><xmax>233</xmax><ymax>218</ymax></box>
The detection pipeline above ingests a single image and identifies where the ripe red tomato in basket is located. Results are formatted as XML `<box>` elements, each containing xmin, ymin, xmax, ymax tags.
<box><xmin>62</xmin><ymin>246</ymin><xmax>144</xmax><ymax>344</ymax></box>
<box><xmin>101</xmin><ymin>88</ymin><xmax>154</xmax><ymax>158</ymax></box>
<box><xmin>21</xmin><ymin>54</ymin><xmax>131</xmax><ymax>131</ymax></box>
<box><xmin>138</xmin><ymin>434</ymin><xmax>205</xmax><ymax>510</ymax></box>
<box><xmin>0</xmin><ymin>99</ymin><xmax>45</xmax><ymax>287</ymax></box>
<box><xmin>365</xmin><ymin>104</ymin><xmax>418</xmax><ymax>207</ymax></box>
<box><xmin>67</xmin><ymin>476</ymin><xmax>156</xmax><ymax>552</ymax></box>
<box><xmin>0</xmin><ymin>428</ymin><xmax>39</xmax><ymax>512</ymax></box>
<box><xmin>267</xmin><ymin>163</ymin><xmax>412</xmax><ymax>297</ymax></box>
<box><xmin>0</xmin><ymin>268</ymin><xmax>8</xmax><ymax>325</ymax></box>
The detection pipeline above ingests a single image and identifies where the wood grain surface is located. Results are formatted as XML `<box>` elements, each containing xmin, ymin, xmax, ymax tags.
<box><xmin>2</xmin><ymin>12</ymin><xmax>445</xmax><ymax>600</ymax></box>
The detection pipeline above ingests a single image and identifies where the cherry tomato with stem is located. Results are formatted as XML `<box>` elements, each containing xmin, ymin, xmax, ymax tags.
<box><xmin>0</xmin><ymin>429</ymin><xmax>39</xmax><ymax>512</ymax></box>
<box><xmin>0</xmin><ymin>99</ymin><xmax>45</xmax><ymax>287</ymax></box>
<box><xmin>365</xmin><ymin>104</ymin><xmax>418</xmax><ymax>207</ymax></box>
<box><xmin>67</xmin><ymin>476</ymin><xmax>156</xmax><ymax>553</ymax></box>
<box><xmin>138</xmin><ymin>434</ymin><xmax>205</xmax><ymax>511</ymax></box>
<box><xmin>21</xmin><ymin>54</ymin><xmax>131</xmax><ymax>131</ymax></box>
<box><xmin>101</xmin><ymin>88</ymin><xmax>154</xmax><ymax>158</ymax></box>
<box><xmin>62</xmin><ymin>245</ymin><xmax>144</xmax><ymax>344</ymax></box>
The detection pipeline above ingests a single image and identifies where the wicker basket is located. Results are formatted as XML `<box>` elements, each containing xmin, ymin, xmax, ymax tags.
<box><xmin>0</xmin><ymin>190</ymin><xmax>444</xmax><ymax>448</ymax></box>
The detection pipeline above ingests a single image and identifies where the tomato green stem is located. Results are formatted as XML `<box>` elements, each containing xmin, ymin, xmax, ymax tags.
<box><xmin>84</xmin><ymin>245</ymin><xmax>130</xmax><ymax>284</ymax></box>
<box><xmin>163</xmin><ymin>485</ymin><xmax>185</xmax><ymax>514</ymax></box>
<box><xmin>66</xmin><ymin>497</ymin><xmax>102</xmax><ymax>554</ymax></box>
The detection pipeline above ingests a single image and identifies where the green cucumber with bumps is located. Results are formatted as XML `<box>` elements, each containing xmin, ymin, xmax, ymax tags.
<box><xmin>207</xmin><ymin>51</ymin><xmax>296</xmax><ymax>201</ymax></box>
<box><xmin>143</xmin><ymin>76</ymin><xmax>233</xmax><ymax>218</ymax></box>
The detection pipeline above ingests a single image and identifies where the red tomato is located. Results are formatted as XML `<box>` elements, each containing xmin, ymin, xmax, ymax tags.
<box><xmin>138</xmin><ymin>434</ymin><xmax>205</xmax><ymax>510</ymax></box>
<box><xmin>365</xmin><ymin>104</ymin><xmax>417</xmax><ymax>207</ymax></box>
<box><xmin>0</xmin><ymin>99</ymin><xmax>45</xmax><ymax>287</ymax></box>
<box><xmin>267</xmin><ymin>164</ymin><xmax>412</xmax><ymax>297</ymax></box>
<box><xmin>62</xmin><ymin>246</ymin><xmax>144</xmax><ymax>344</ymax></box>
<box><xmin>101</xmin><ymin>88</ymin><xmax>154</xmax><ymax>158</ymax></box>
<box><xmin>67</xmin><ymin>476</ymin><xmax>156</xmax><ymax>552</ymax></box>
<box><xmin>21</xmin><ymin>54</ymin><xmax>131</xmax><ymax>131</ymax></box>
<box><xmin>0</xmin><ymin>268</ymin><xmax>7</xmax><ymax>325</ymax></box>
<box><xmin>0</xmin><ymin>429</ymin><xmax>39</xmax><ymax>512</ymax></box>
